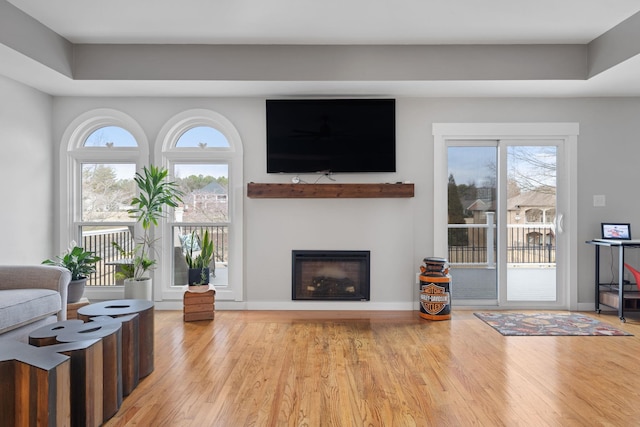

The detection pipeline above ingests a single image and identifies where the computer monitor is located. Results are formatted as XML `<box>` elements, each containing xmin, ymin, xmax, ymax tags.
<box><xmin>601</xmin><ymin>223</ymin><xmax>631</xmax><ymax>240</ymax></box>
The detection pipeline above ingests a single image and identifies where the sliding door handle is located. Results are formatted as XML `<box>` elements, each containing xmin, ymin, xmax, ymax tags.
<box><xmin>557</xmin><ymin>213</ymin><xmax>564</xmax><ymax>234</ymax></box>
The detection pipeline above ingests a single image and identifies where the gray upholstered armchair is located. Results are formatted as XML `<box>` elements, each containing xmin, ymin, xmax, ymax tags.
<box><xmin>0</xmin><ymin>265</ymin><xmax>71</xmax><ymax>342</ymax></box>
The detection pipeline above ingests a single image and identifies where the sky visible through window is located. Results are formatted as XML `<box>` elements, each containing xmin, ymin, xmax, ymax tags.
<box><xmin>85</xmin><ymin>126</ymin><xmax>137</xmax><ymax>147</ymax></box>
<box><xmin>448</xmin><ymin>145</ymin><xmax>556</xmax><ymax>189</ymax></box>
<box><xmin>86</xmin><ymin>126</ymin><xmax>229</xmax><ymax>179</ymax></box>
<box><xmin>448</xmin><ymin>146</ymin><xmax>495</xmax><ymax>187</ymax></box>
<box><xmin>177</xmin><ymin>126</ymin><xmax>229</xmax><ymax>148</ymax></box>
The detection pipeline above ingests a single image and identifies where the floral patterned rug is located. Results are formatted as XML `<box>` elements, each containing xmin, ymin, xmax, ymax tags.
<box><xmin>474</xmin><ymin>312</ymin><xmax>632</xmax><ymax>336</ymax></box>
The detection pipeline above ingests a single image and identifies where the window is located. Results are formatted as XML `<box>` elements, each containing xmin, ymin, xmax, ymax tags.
<box><xmin>60</xmin><ymin>109</ymin><xmax>148</xmax><ymax>298</ymax></box>
<box><xmin>156</xmin><ymin>110</ymin><xmax>243</xmax><ymax>302</ymax></box>
<box><xmin>525</xmin><ymin>208</ymin><xmax>543</xmax><ymax>223</ymax></box>
<box><xmin>61</xmin><ymin>108</ymin><xmax>243</xmax><ymax>302</ymax></box>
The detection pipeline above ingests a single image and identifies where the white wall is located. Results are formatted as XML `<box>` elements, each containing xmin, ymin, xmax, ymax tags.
<box><xmin>51</xmin><ymin>95</ymin><xmax>640</xmax><ymax>308</ymax></box>
<box><xmin>0</xmin><ymin>75</ymin><xmax>53</xmax><ymax>263</ymax></box>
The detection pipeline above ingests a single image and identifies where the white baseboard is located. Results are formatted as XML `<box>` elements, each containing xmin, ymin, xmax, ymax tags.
<box><xmin>155</xmin><ymin>300</ymin><xmax>413</xmax><ymax>311</ymax></box>
<box><xmin>83</xmin><ymin>288</ymin><xmax>603</xmax><ymax>313</ymax></box>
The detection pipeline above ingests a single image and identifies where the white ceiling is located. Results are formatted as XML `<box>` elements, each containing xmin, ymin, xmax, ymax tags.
<box><xmin>3</xmin><ymin>0</ymin><xmax>640</xmax><ymax>97</ymax></box>
<box><xmin>9</xmin><ymin>0</ymin><xmax>640</xmax><ymax>45</ymax></box>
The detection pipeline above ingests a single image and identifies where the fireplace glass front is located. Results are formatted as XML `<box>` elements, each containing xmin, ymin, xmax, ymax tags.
<box><xmin>292</xmin><ymin>250</ymin><xmax>370</xmax><ymax>301</ymax></box>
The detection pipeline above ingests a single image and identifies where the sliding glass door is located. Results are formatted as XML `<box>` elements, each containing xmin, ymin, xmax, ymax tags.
<box><xmin>442</xmin><ymin>135</ymin><xmax>568</xmax><ymax>308</ymax></box>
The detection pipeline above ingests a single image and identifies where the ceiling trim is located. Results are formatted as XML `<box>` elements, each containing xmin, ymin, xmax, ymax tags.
<box><xmin>73</xmin><ymin>44</ymin><xmax>587</xmax><ymax>82</ymax></box>
<box><xmin>1</xmin><ymin>3</ymin><xmax>640</xmax><ymax>97</ymax></box>
<box><xmin>0</xmin><ymin>0</ymin><xmax>72</xmax><ymax>77</ymax></box>
<box><xmin>588</xmin><ymin>10</ymin><xmax>640</xmax><ymax>77</ymax></box>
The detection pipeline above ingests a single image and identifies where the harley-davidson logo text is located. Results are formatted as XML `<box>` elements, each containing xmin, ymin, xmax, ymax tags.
<box><xmin>420</xmin><ymin>283</ymin><xmax>450</xmax><ymax>315</ymax></box>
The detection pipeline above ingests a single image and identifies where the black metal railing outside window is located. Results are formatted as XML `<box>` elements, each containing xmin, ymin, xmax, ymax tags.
<box><xmin>448</xmin><ymin>222</ymin><xmax>556</xmax><ymax>266</ymax></box>
<box><xmin>80</xmin><ymin>225</ymin><xmax>228</xmax><ymax>286</ymax></box>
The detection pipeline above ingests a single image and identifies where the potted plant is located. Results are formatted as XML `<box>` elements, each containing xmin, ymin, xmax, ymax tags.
<box><xmin>185</xmin><ymin>228</ymin><xmax>215</xmax><ymax>290</ymax></box>
<box><xmin>42</xmin><ymin>241</ymin><xmax>101</xmax><ymax>303</ymax></box>
<box><xmin>125</xmin><ymin>164</ymin><xmax>183</xmax><ymax>300</ymax></box>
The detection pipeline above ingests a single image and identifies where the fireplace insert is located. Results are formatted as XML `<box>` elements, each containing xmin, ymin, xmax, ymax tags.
<box><xmin>292</xmin><ymin>250</ymin><xmax>370</xmax><ymax>301</ymax></box>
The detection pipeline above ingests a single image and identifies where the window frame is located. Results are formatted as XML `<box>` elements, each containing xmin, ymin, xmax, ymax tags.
<box><xmin>155</xmin><ymin>109</ymin><xmax>244</xmax><ymax>302</ymax></box>
<box><xmin>60</xmin><ymin>109</ymin><xmax>148</xmax><ymax>301</ymax></box>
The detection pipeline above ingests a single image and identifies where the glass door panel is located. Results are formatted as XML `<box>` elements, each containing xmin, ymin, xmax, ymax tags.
<box><xmin>447</xmin><ymin>144</ymin><xmax>497</xmax><ymax>300</ymax></box>
<box><xmin>447</xmin><ymin>142</ymin><xmax>561</xmax><ymax>305</ymax></box>
<box><xmin>505</xmin><ymin>145</ymin><xmax>557</xmax><ymax>302</ymax></box>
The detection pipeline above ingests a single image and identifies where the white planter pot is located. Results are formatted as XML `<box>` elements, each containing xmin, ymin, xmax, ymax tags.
<box><xmin>124</xmin><ymin>277</ymin><xmax>152</xmax><ymax>300</ymax></box>
<box><xmin>188</xmin><ymin>284</ymin><xmax>211</xmax><ymax>293</ymax></box>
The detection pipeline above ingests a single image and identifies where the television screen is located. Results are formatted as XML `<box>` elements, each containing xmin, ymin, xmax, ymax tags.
<box><xmin>266</xmin><ymin>99</ymin><xmax>396</xmax><ymax>173</ymax></box>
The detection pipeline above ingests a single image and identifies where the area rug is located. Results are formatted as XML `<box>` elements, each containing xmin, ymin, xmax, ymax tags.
<box><xmin>474</xmin><ymin>312</ymin><xmax>632</xmax><ymax>336</ymax></box>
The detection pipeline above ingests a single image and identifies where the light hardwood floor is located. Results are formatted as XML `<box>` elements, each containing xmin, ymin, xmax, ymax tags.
<box><xmin>104</xmin><ymin>309</ymin><xmax>640</xmax><ymax>426</ymax></box>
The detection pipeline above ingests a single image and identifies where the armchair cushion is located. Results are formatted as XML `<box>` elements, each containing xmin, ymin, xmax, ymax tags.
<box><xmin>0</xmin><ymin>265</ymin><xmax>71</xmax><ymax>337</ymax></box>
<box><xmin>0</xmin><ymin>289</ymin><xmax>61</xmax><ymax>334</ymax></box>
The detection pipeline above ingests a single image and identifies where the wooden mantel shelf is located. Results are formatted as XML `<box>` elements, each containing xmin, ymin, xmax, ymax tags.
<box><xmin>247</xmin><ymin>183</ymin><xmax>414</xmax><ymax>199</ymax></box>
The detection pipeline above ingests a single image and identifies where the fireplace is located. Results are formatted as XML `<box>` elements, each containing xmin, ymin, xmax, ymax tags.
<box><xmin>292</xmin><ymin>250</ymin><xmax>370</xmax><ymax>301</ymax></box>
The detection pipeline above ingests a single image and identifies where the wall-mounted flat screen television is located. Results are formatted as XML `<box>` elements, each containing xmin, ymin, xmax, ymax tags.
<box><xmin>266</xmin><ymin>98</ymin><xmax>396</xmax><ymax>173</ymax></box>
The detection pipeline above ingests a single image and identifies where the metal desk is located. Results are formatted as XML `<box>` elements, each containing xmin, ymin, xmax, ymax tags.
<box><xmin>587</xmin><ymin>239</ymin><xmax>640</xmax><ymax>322</ymax></box>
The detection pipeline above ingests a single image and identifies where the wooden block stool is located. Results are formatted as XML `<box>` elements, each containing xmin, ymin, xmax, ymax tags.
<box><xmin>44</xmin><ymin>339</ymin><xmax>104</xmax><ymax>427</ymax></box>
<box><xmin>29</xmin><ymin>321</ymin><xmax>104</xmax><ymax>427</ymax></box>
<box><xmin>56</xmin><ymin>320</ymin><xmax>123</xmax><ymax>420</ymax></box>
<box><xmin>78</xmin><ymin>299</ymin><xmax>154</xmax><ymax>379</ymax></box>
<box><xmin>90</xmin><ymin>314</ymin><xmax>140</xmax><ymax>396</ymax></box>
<box><xmin>0</xmin><ymin>338</ymin><xmax>71</xmax><ymax>427</ymax></box>
<box><xmin>30</xmin><ymin>319</ymin><xmax>123</xmax><ymax>426</ymax></box>
<box><xmin>184</xmin><ymin>286</ymin><xmax>215</xmax><ymax>321</ymax></box>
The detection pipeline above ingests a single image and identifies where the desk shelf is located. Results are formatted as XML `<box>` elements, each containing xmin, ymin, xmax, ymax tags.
<box><xmin>599</xmin><ymin>285</ymin><xmax>640</xmax><ymax>311</ymax></box>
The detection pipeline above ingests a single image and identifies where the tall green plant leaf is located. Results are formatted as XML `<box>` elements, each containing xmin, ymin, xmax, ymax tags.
<box><xmin>127</xmin><ymin>165</ymin><xmax>184</xmax><ymax>280</ymax></box>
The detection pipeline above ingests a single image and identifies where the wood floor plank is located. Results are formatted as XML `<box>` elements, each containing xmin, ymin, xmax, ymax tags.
<box><xmin>104</xmin><ymin>310</ymin><xmax>640</xmax><ymax>426</ymax></box>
